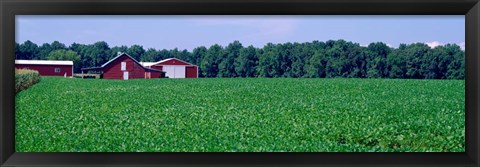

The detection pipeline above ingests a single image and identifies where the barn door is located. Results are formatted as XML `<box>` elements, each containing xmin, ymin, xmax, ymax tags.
<box><xmin>163</xmin><ymin>65</ymin><xmax>175</xmax><ymax>78</ymax></box>
<box><xmin>174</xmin><ymin>66</ymin><xmax>185</xmax><ymax>78</ymax></box>
<box><xmin>123</xmin><ymin>71</ymin><xmax>129</xmax><ymax>80</ymax></box>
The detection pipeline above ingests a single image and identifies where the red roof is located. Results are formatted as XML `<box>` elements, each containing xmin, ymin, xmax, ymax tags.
<box><xmin>81</xmin><ymin>52</ymin><xmax>165</xmax><ymax>73</ymax></box>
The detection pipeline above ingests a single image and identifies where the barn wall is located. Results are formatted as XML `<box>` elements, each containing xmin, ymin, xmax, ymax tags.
<box><xmin>15</xmin><ymin>64</ymin><xmax>73</xmax><ymax>76</ymax></box>
<box><xmin>151</xmin><ymin>72</ymin><xmax>162</xmax><ymax>78</ymax></box>
<box><xmin>149</xmin><ymin>66</ymin><xmax>164</xmax><ymax>78</ymax></box>
<box><xmin>152</xmin><ymin>65</ymin><xmax>197</xmax><ymax>78</ymax></box>
<box><xmin>150</xmin><ymin>58</ymin><xmax>198</xmax><ymax>78</ymax></box>
<box><xmin>151</xmin><ymin>66</ymin><xmax>163</xmax><ymax>71</ymax></box>
<box><xmin>103</xmin><ymin>55</ymin><xmax>146</xmax><ymax>79</ymax></box>
<box><xmin>186</xmin><ymin>66</ymin><xmax>198</xmax><ymax>78</ymax></box>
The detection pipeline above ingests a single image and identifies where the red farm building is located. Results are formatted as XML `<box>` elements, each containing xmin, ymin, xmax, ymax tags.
<box><xmin>15</xmin><ymin>60</ymin><xmax>74</xmax><ymax>77</ymax></box>
<box><xmin>141</xmin><ymin>58</ymin><xmax>198</xmax><ymax>78</ymax></box>
<box><xmin>81</xmin><ymin>52</ymin><xmax>165</xmax><ymax>80</ymax></box>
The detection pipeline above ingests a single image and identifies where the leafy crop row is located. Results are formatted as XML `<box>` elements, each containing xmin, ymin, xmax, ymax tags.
<box><xmin>15</xmin><ymin>77</ymin><xmax>465</xmax><ymax>152</ymax></box>
<box><xmin>15</xmin><ymin>68</ymin><xmax>41</xmax><ymax>94</ymax></box>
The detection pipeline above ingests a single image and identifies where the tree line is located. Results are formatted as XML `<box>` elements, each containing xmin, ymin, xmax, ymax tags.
<box><xmin>15</xmin><ymin>39</ymin><xmax>465</xmax><ymax>79</ymax></box>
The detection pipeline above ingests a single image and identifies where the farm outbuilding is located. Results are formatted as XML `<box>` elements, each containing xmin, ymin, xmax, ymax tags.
<box><xmin>81</xmin><ymin>52</ymin><xmax>165</xmax><ymax>80</ymax></box>
<box><xmin>141</xmin><ymin>58</ymin><xmax>198</xmax><ymax>78</ymax></box>
<box><xmin>15</xmin><ymin>60</ymin><xmax>73</xmax><ymax>77</ymax></box>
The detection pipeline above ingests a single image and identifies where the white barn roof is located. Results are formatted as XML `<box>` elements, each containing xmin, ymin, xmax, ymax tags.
<box><xmin>101</xmin><ymin>52</ymin><xmax>144</xmax><ymax>68</ymax></box>
<box><xmin>139</xmin><ymin>62</ymin><xmax>157</xmax><ymax>67</ymax></box>
<box><xmin>15</xmin><ymin>60</ymin><xmax>73</xmax><ymax>65</ymax></box>
<box><xmin>149</xmin><ymin>58</ymin><xmax>195</xmax><ymax>66</ymax></box>
<box><xmin>139</xmin><ymin>58</ymin><xmax>197</xmax><ymax>67</ymax></box>
<box><xmin>156</xmin><ymin>58</ymin><xmax>193</xmax><ymax>65</ymax></box>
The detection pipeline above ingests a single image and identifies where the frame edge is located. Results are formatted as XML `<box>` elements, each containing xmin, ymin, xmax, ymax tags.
<box><xmin>466</xmin><ymin>1</ymin><xmax>480</xmax><ymax>166</ymax></box>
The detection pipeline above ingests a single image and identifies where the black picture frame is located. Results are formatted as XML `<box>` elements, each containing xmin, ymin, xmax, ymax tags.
<box><xmin>1</xmin><ymin>0</ymin><xmax>479</xmax><ymax>167</ymax></box>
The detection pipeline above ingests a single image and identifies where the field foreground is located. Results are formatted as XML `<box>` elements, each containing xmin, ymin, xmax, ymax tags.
<box><xmin>15</xmin><ymin>77</ymin><xmax>465</xmax><ymax>152</ymax></box>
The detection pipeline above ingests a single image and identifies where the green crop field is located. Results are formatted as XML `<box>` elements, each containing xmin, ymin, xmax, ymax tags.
<box><xmin>15</xmin><ymin>77</ymin><xmax>465</xmax><ymax>152</ymax></box>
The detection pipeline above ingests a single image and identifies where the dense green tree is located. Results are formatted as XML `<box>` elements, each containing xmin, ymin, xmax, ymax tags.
<box><xmin>38</xmin><ymin>43</ymin><xmax>53</xmax><ymax>60</ymax></box>
<box><xmin>47</xmin><ymin>49</ymin><xmax>81</xmax><ymax>72</ymax></box>
<box><xmin>192</xmin><ymin>46</ymin><xmax>208</xmax><ymax>77</ymax></box>
<box><xmin>69</xmin><ymin>43</ymin><xmax>89</xmax><ymax>72</ymax></box>
<box><xmin>47</xmin><ymin>49</ymin><xmax>80</xmax><ymax>61</ymax></box>
<box><xmin>257</xmin><ymin>43</ymin><xmax>280</xmax><ymax>77</ymax></box>
<box><xmin>15</xmin><ymin>43</ymin><xmax>20</xmax><ymax>59</ymax></box>
<box><xmin>290</xmin><ymin>43</ymin><xmax>313</xmax><ymax>78</ymax></box>
<box><xmin>404</xmin><ymin>43</ymin><xmax>430</xmax><ymax>79</ymax></box>
<box><xmin>158</xmin><ymin>49</ymin><xmax>172</xmax><ymax>61</ymax></box>
<box><xmin>387</xmin><ymin>44</ymin><xmax>408</xmax><ymax>79</ymax></box>
<box><xmin>37</xmin><ymin>41</ymin><xmax>67</xmax><ymax>60</ymax></box>
<box><xmin>83</xmin><ymin>41</ymin><xmax>110</xmax><ymax>67</ymax></box>
<box><xmin>110</xmin><ymin>46</ymin><xmax>129</xmax><ymax>60</ymax></box>
<box><xmin>176</xmin><ymin>49</ymin><xmax>192</xmax><ymax>63</ymax></box>
<box><xmin>423</xmin><ymin>46</ymin><xmax>445</xmax><ymax>79</ymax></box>
<box><xmin>201</xmin><ymin>44</ymin><xmax>224</xmax><ymax>77</ymax></box>
<box><xmin>143</xmin><ymin>48</ymin><xmax>161</xmax><ymax>62</ymax></box>
<box><xmin>17</xmin><ymin>40</ymin><xmax>38</xmax><ymax>60</ymax></box>
<box><xmin>15</xmin><ymin>40</ymin><xmax>465</xmax><ymax>79</ymax></box>
<box><xmin>69</xmin><ymin>43</ymin><xmax>86</xmax><ymax>55</ymax></box>
<box><xmin>277</xmin><ymin>42</ymin><xmax>293</xmax><ymax>77</ymax></box>
<box><xmin>219</xmin><ymin>41</ymin><xmax>243</xmax><ymax>77</ymax></box>
<box><xmin>192</xmin><ymin>47</ymin><xmax>207</xmax><ymax>65</ymax></box>
<box><xmin>235</xmin><ymin>45</ymin><xmax>259</xmax><ymax>77</ymax></box>
<box><xmin>324</xmin><ymin>40</ymin><xmax>349</xmax><ymax>78</ymax></box>
<box><xmin>168</xmin><ymin>48</ymin><xmax>180</xmax><ymax>59</ymax></box>
<box><xmin>306</xmin><ymin>50</ymin><xmax>328</xmax><ymax>78</ymax></box>
<box><xmin>345</xmin><ymin>44</ymin><xmax>368</xmax><ymax>78</ymax></box>
<box><xmin>127</xmin><ymin>45</ymin><xmax>145</xmax><ymax>61</ymax></box>
<box><xmin>445</xmin><ymin>44</ymin><xmax>465</xmax><ymax>79</ymax></box>
<box><xmin>366</xmin><ymin>42</ymin><xmax>391</xmax><ymax>78</ymax></box>
<box><xmin>51</xmin><ymin>41</ymin><xmax>67</xmax><ymax>50</ymax></box>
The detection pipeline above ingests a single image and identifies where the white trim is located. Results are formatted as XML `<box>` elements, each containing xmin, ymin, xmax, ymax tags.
<box><xmin>163</xmin><ymin>65</ymin><xmax>175</xmax><ymax>78</ymax></box>
<box><xmin>152</xmin><ymin>58</ymin><xmax>195</xmax><ymax>66</ymax></box>
<box><xmin>96</xmin><ymin>53</ymin><xmax>163</xmax><ymax>75</ymax></box>
<box><xmin>121</xmin><ymin>62</ymin><xmax>126</xmax><ymax>71</ymax></box>
<box><xmin>174</xmin><ymin>66</ymin><xmax>186</xmax><ymax>78</ymax></box>
<box><xmin>101</xmin><ymin>52</ymin><xmax>143</xmax><ymax>68</ymax></box>
<box><xmin>15</xmin><ymin>60</ymin><xmax>73</xmax><ymax>65</ymax></box>
<box><xmin>123</xmin><ymin>71</ymin><xmax>129</xmax><ymax>80</ymax></box>
<box><xmin>139</xmin><ymin>62</ymin><xmax>157</xmax><ymax>67</ymax></box>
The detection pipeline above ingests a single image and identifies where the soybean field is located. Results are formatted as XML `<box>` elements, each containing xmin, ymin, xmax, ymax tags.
<box><xmin>15</xmin><ymin>77</ymin><xmax>465</xmax><ymax>152</ymax></box>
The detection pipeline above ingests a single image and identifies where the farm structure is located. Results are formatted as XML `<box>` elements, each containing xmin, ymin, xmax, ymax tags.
<box><xmin>141</xmin><ymin>58</ymin><xmax>198</xmax><ymax>78</ymax></box>
<box><xmin>81</xmin><ymin>52</ymin><xmax>165</xmax><ymax>80</ymax></box>
<box><xmin>15</xmin><ymin>60</ymin><xmax>73</xmax><ymax>77</ymax></box>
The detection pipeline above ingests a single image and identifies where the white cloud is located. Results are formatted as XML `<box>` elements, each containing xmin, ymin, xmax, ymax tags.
<box><xmin>426</xmin><ymin>41</ymin><xmax>443</xmax><ymax>48</ymax></box>
<box><xmin>425</xmin><ymin>41</ymin><xmax>465</xmax><ymax>50</ymax></box>
<box><xmin>458</xmin><ymin>42</ymin><xmax>465</xmax><ymax>51</ymax></box>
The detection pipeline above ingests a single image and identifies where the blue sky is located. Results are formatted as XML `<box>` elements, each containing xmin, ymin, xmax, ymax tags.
<box><xmin>16</xmin><ymin>15</ymin><xmax>465</xmax><ymax>51</ymax></box>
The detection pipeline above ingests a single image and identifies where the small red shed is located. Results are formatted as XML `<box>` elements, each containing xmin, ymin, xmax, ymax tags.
<box><xmin>142</xmin><ymin>58</ymin><xmax>198</xmax><ymax>78</ymax></box>
<box><xmin>15</xmin><ymin>60</ymin><xmax>73</xmax><ymax>77</ymax></box>
<box><xmin>82</xmin><ymin>52</ymin><xmax>165</xmax><ymax>80</ymax></box>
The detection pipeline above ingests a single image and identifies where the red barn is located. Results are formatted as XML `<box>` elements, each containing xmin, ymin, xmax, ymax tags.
<box><xmin>81</xmin><ymin>52</ymin><xmax>165</xmax><ymax>80</ymax></box>
<box><xmin>141</xmin><ymin>58</ymin><xmax>198</xmax><ymax>78</ymax></box>
<box><xmin>15</xmin><ymin>60</ymin><xmax>73</xmax><ymax>77</ymax></box>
